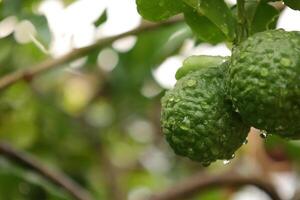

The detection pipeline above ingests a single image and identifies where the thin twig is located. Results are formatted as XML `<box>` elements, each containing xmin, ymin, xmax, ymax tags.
<box><xmin>0</xmin><ymin>142</ymin><xmax>95</xmax><ymax>200</ymax></box>
<box><xmin>149</xmin><ymin>172</ymin><xmax>282</xmax><ymax>200</ymax></box>
<box><xmin>0</xmin><ymin>17</ymin><xmax>183</xmax><ymax>91</ymax></box>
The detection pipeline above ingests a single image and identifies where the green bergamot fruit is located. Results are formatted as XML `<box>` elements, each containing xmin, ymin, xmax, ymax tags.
<box><xmin>161</xmin><ymin>64</ymin><xmax>250</xmax><ymax>166</ymax></box>
<box><xmin>228</xmin><ymin>29</ymin><xmax>300</xmax><ymax>138</ymax></box>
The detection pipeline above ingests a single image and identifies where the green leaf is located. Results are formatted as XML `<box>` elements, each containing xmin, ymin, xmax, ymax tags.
<box><xmin>183</xmin><ymin>0</ymin><xmax>236</xmax><ymax>41</ymax></box>
<box><xmin>0</xmin><ymin>83</ymin><xmax>38</xmax><ymax>148</ymax></box>
<box><xmin>153</xmin><ymin>26</ymin><xmax>193</xmax><ymax>64</ymax></box>
<box><xmin>184</xmin><ymin>7</ymin><xmax>226</xmax><ymax>44</ymax></box>
<box><xmin>175</xmin><ymin>55</ymin><xmax>226</xmax><ymax>80</ymax></box>
<box><xmin>26</xmin><ymin>14</ymin><xmax>51</xmax><ymax>45</ymax></box>
<box><xmin>250</xmin><ymin>2</ymin><xmax>280</xmax><ymax>34</ymax></box>
<box><xmin>283</xmin><ymin>0</ymin><xmax>300</xmax><ymax>10</ymax></box>
<box><xmin>136</xmin><ymin>0</ymin><xmax>184</xmax><ymax>21</ymax></box>
<box><xmin>1</xmin><ymin>0</ymin><xmax>40</xmax><ymax>18</ymax></box>
<box><xmin>94</xmin><ymin>9</ymin><xmax>107</xmax><ymax>27</ymax></box>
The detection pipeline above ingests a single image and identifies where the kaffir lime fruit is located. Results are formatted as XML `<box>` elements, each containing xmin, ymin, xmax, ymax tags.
<box><xmin>161</xmin><ymin>64</ymin><xmax>249</xmax><ymax>166</ymax></box>
<box><xmin>228</xmin><ymin>29</ymin><xmax>300</xmax><ymax>138</ymax></box>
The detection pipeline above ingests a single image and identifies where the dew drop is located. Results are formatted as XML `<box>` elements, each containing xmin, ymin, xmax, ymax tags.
<box><xmin>180</xmin><ymin>117</ymin><xmax>191</xmax><ymax>131</ymax></box>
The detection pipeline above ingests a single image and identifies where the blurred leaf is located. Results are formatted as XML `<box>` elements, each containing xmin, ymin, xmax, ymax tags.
<box><xmin>184</xmin><ymin>7</ymin><xmax>226</xmax><ymax>44</ymax></box>
<box><xmin>153</xmin><ymin>26</ymin><xmax>192</xmax><ymax>64</ymax></box>
<box><xmin>0</xmin><ymin>35</ymin><xmax>48</xmax><ymax>75</ymax></box>
<box><xmin>250</xmin><ymin>2</ymin><xmax>280</xmax><ymax>34</ymax></box>
<box><xmin>0</xmin><ymin>159</ymin><xmax>71</xmax><ymax>200</ymax></box>
<box><xmin>136</xmin><ymin>0</ymin><xmax>184</xmax><ymax>21</ymax></box>
<box><xmin>283</xmin><ymin>0</ymin><xmax>300</xmax><ymax>10</ymax></box>
<box><xmin>25</xmin><ymin>14</ymin><xmax>51</xmax><ymax>45</ymax></box>
<box><xmin>1</xmin><ymin>0</ymin><xmax>40</xmax><ymax>18</ymax></box>
<box><xmin>265</xmin><ymin>135</ymin><xmax>300</xmax><ymax>163</ymax></box>
<box><xmin>124</xmin><ymin>171</ymin><xmax>168</xmax><ymax>190</ymax></box>
<box><xmin>194</xmin><ymin>189</ymin><xmax>224</xmax><ymax>200</ymax></box>
<box><xmin>0</xmin><ymin>83</ymin><xmax>38</xmax><ymax>148</ymax></box>
<box><xmin>110</xmin><ymin>23</ymin><xmax>189</xmax><ymax>116</ymax></box>
<box><xmin>1</xmin><ymin>0</ymin><xmax>22</xmax><ymax>17</ymax></box>
<box><xmin>94</xmin><ymin>9</ymin><xmax>107</xmax><ymax>27</ymax></box>
<box><xmin>183</xmin><ymin>0</ymin><xmax>236</xmax><ymax>41</ymax></box>
<box><xmin>0</xmin><ymin>38</ymin><xmax>13</xmax><ymax>65</ymax></box>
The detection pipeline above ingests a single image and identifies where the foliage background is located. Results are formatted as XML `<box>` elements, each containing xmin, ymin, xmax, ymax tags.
<box><xmin>0</xmin><ymin>0</ymin><xmax>300</xmax><ymax>200</ymax></box>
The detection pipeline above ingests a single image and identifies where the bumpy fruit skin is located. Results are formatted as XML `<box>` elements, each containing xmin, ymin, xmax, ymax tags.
<box><xmin>161</xmin><ymin>65</ymin><xmax>249</xmax><ymax>166</ymax></box>
<box><xmin>228</xmin><ymin>29</ymin><xmax>300</xmax><ymax>138</ymax></box>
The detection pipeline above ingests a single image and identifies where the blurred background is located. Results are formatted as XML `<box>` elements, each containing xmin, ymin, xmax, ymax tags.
<box><xmin>0</xmin><ymin>0</ymin><xmax>300</xmax><ymax>199</ymax></box>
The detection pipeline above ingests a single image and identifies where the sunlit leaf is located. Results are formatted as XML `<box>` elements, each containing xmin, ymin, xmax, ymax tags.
<box><xmin>250</xmin><ymin>2</ymin><xmax>280</xmax><ymax>34</ymax></box>
<box><xmin>184</xmin><ymin>7</ymin><xmax>226</xmax><ymax>44</ymax></box>
<box><xmin>183</xmin><ymin>0</ymin><xmax>236</xmax><ymax>41</ymax></box>
<box><xmin>136</xmin><ymin>0</ymin><xmax>184</xmax><ymax>21</ymax></box>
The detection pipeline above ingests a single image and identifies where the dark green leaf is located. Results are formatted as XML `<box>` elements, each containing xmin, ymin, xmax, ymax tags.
<box><xmin>26</xmin><ymin>14</ymin><xmax>51</xmax><ymax>45</ymax></box>
<box><xmin>183</xmin><ymin>0</ymin><xmax>236</xmax><ymax>41</ymax></box>
<box><xmin>1</xmin><ymin>0</ymin><xmax>40</xmax><ymax>18</ymax></box>
<box><xmin>283</xmin><ymin>0</ymin><xmax>300</xmax><ymax>10</ymax></box>
<box><xmin>153</xmin><ymin>26</ymin><xmax>192</xmax><ymax>64</ymax></box>
<box><xmin>94</xmin><ymin>9</ymin><xmax>107</xmax><ymax>27</ymax></box>
<box><xmin>250</xmin><ymin>3</ymin><xmax>279</xmax><ymax>34</ymax></box>
<box><xmin>136</xmin><ymin>0</ymin><xmax>184</xmax><ymax>21</ymax></box>
<box><xmin>184</xmin><ymin>7</ymin><xmax>226</xmax><ymax>44</ymax></box>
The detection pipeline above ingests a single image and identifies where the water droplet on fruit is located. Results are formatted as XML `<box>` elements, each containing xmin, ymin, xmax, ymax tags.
<box><xmin>223</xmin><ymin>160</ymin><xmax>230</xmax><ymax>165</ymax></box>
<box><xmin>180</xmin><ymin>117</ymin><xmax>190</xmax><ymax>131</ymax></box>
<box><xmin>231</xmin><ymin>154</ymin><xmax>235</xmax><ymax>159</ymax></box>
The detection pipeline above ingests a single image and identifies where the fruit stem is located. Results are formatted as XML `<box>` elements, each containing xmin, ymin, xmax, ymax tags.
<box><xmin>236</xmin><ymin>0</ymin><xmax>248</xmax><ymax>44</ymax></box>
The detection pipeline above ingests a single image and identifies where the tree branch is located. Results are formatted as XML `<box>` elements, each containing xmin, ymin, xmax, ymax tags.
<box><xmin>0</xmin><ymin>142</ymin><xmax>95</xmax><ymax>200</ymax></box>
<box><xmin>0</xmin><ymin>17</ymin><xmax>183</xmax><ymax>91</ymax></box>
<box><xmin>149</xmin><ymin>172</ymin><xmax>282</xmax><ymax>200</ymax></box>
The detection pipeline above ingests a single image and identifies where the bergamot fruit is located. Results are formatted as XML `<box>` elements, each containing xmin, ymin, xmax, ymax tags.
<box><xmin>228</xmin><ymin>29</ymin><xmax>300</xmax><ymax>138</ymax></box>
<box><xmin>161</xmin><ymin>64</ymin><xmax>249</xmax><ymax>166</ymax></box>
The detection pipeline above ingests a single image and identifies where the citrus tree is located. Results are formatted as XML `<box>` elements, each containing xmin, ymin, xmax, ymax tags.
<box><xmin>0</xmin><ymin>0</ymin><xmax>300</xmax><ymax>200</ymax></box>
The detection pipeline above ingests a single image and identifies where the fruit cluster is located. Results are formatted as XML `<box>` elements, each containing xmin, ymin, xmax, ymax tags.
<box><xmin>161</xmin><ymin>29</ymin><xmax>300</xmax><ymax>166</ymax></box>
